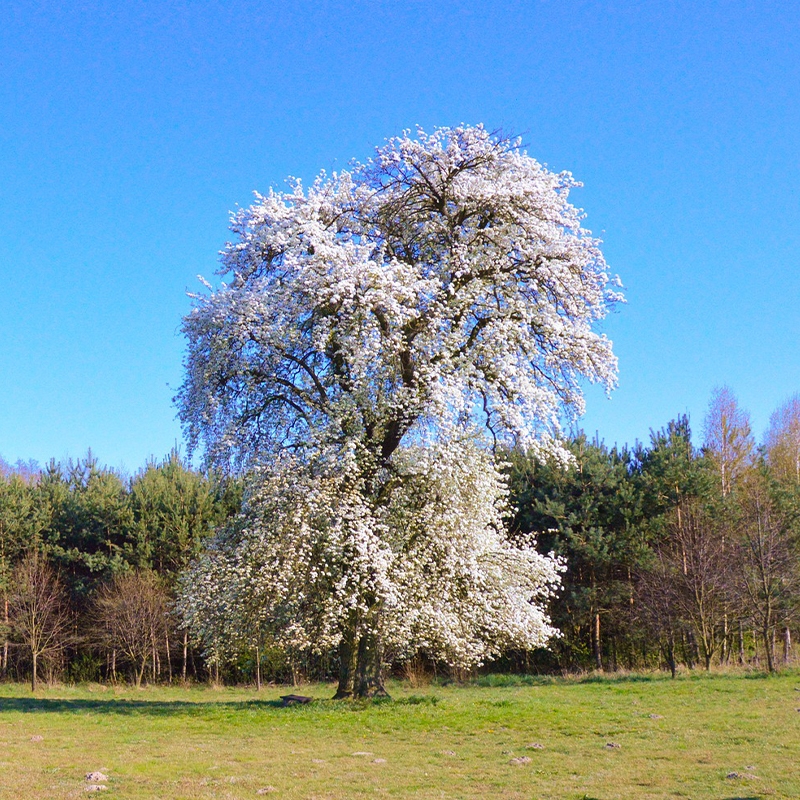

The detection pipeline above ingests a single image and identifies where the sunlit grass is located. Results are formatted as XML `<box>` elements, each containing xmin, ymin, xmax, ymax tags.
<box><xmin>0</xmin><ymin>670</ymin><xmax>798</xmax><ymax>798</ymax></box>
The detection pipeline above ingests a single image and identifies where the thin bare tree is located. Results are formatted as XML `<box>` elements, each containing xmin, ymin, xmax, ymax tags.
<box><xmin>93</xmin><ymin>570</ymin><xmax>170</xmax><ymax>687</ymax></box>
<box><xmin>637</xmin><ymin>550</ymin><xmax>684</xmax><ymax>677</ymax></box>
<box><xmin>9</xmin><ymin>552</ymin><xmax>72</xmax><ymax>691</ymax></box>
<box><xmin>735</xmin><ymin>470</ymin><xmax>799</xmax><ymax>672</ymax></box>
<box><xmin>640</xmin><ymin>499</ymin><xmax>732</xmax><ymax>671</ymax></box>
<box><xmin>765</xmin><ymin>393</ymin><xmax>800</xmax><ymax>487</ymax></box>
<box><xmin>703</xmin><ymin>386</ymin><xmax>755</xmax><ymax>498</ymax></box>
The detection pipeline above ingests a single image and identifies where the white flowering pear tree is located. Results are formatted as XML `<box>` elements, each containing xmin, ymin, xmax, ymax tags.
<box><xmin>177</xmin><ymin>125</ymin><xmax>621</xmax><ymax>697</ymax></box>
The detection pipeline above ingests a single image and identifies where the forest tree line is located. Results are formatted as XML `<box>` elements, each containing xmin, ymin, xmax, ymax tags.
<box><xmin>0</xmin><ymin>452</ymin><xmax>241</xmax><ymax>688</ymax></box>
<box><xmin>1</xmin><ymin>387</ymin><xmax>799</xmax><ymax>688</ymax></box>
<box><xmin>507</xmin><ymin>388</ymin><xmax>800</xmax><ymax>676</ymax></box>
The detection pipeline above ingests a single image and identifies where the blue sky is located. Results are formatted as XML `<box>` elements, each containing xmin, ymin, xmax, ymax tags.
<box><xmin>1</xmin><ymin>0</ymin><xmax>798</xmax><ymax>472</ymax></box>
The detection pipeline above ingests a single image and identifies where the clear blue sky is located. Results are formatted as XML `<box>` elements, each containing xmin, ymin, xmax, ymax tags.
<box><xmin>1</xmin><ymin>0</ymin><xmax>798</xmax><ymax>472</ymax></box>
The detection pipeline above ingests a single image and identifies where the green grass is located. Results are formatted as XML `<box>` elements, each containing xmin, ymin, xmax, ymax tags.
<box><xmin>1</xmin><ymin>671</ymin><xmax>798</xmax><ymax>799</ymax></box>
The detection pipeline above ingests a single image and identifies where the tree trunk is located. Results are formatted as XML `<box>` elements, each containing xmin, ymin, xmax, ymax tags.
<box><xmin>688</xmin><ymin>630</ymin><xmax>700</xmax><ymax>668</ymax></box>
<box><xmin>136</xmin><ymin>654</ymin><xmax>147</xmax><ymax>688</ymax></box>
<box><xmin>255</xmin><ymin>642</ymin><xmax>261</xmax><ymax>691</ymax></box>
<box><xmin>165</xmin><ymin>632</ymin><xmax>172</xmax><ymax>683</ymax></box>
<box><xmin>334</xmin><ymin>634</ymin><xmax>357</xmax><ymax>699</ymax></box>
<box><xmin>763</xmin><ymin>625</ymin><xmax>775</xmax><ymax>673</ymax></box>
<box><xmin>182</xmin><ymin>629</ymin><xmax>188</xmax><ymax>683</ymax></box>
<box><xmin>152</xmin><ymin>633</ymin><xmax>158</xmax><ymax>682</ymax></box>
<box><xmin>722</xmin><ymin>614</ymin><xmax>728</xmax><ymax>664</ymax></box>
<box><xmin>190</xmin><ymin>642</ymin><xmax>197</xmax><ymax>679</ymax></box>
<box><xmin>354</xmin><ymin>630</ymin><xmax>389</xmax><ymax>699</ymax></box>
<box><xmin>334</xmin><ymin>613</ymin><xmax>390</xmax><ymax>700</ymax></box>
<box><xmin>738</xmin><ymin>620</ymin><xmax>745</xmax><ymax>665</ymax></box>
<box><xmin>784</xmin><ymin>627</ymin><xmax>791</xmax><ymax>664</ymax></box>
<box><xmin>665</xmin><ymin>629</ymin><xmax>677</xmax><ymax>679</ymax></box>
<box><xmin>592</xmin><ymin>610</ymin><xmax>603</xmax><ymax>671</ymax></box>
<box><xmin>2</xmin><ymin>596</ymin><xmax>8</xmax><ymax>678</ymax></box>
<box><xmin>31</xmin><ymin>652</ymin><xmax>38</xmax><ymax>692</ymax></box>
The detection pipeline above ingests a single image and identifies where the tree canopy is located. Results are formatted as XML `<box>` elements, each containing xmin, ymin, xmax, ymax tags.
<box><xmin>179</xmin><ymin>125</ymin><xmax>621</xmax><ymax>471</ymax></box>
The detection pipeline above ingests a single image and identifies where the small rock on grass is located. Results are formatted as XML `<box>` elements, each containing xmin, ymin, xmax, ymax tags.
<box><xmin>257</xmin><ymin>787</ymin><xmax>277</xmax><ymax>794</ymax></box>
<box><xmin>85</xmin><ymin>786</ymin><xmax>107</xmax><ymax>793</ymax></box>
<box><xmin>441</xmin><ymin>750</ymin><xmax>456</xmax><ymax>756</ymax></box>
<box><xmin>605</xmin><ymin>742</ymin><xmax>621</xmax><ymax>749</ymax></box>
<box><xmin>649</xmin><ymin>714</ymin><xmax>663</xmax><ymax>719</ymax></box>
<box><xmin>372</xmin><ymin>758</ymin><xmax>387</xmax><ymax>764</ymax></box>
<box><xmin>727</xmin><ymin>771</ymin><xmax>760</xmax><ymax>780</ymax></box>
<box><xmin>351</xmin><ymin>751</ymin><xmax>373</xmax><ymax>756</ymax></box>
<box><xmin>509</xmin><ymin>756</ymin><xmax>532</xmax><ymax>765</ymax></box>
<box><xmin>30</xmin><ymin>735</ymin><xmax>43</xmax><ymax>742</ymax></box>
<box><xmin>85</xmin><ymin>773</ymin><xmax>108</xmax><ymax>783</ymax></box>
<box><xmin>525</xmin><ymin>743</ymin><xmax>544</xmax><ymax>750</ymax></box>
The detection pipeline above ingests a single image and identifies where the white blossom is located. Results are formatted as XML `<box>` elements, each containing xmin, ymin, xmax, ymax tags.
<box><xmin>177</xmin><ymin>125</ymin><xmax>620</xmax><ymax>687</ymax></box>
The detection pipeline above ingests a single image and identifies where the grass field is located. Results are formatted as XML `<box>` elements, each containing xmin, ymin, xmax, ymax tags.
<box><xmin>0</xmin><ymin>671</ymin><xmax>798</xmax><ymax>799</ymax></box>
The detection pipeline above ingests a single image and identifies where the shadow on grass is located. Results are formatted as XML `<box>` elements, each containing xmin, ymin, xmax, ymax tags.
<box><xmin>0</xmin><ymin>696</ymin><xmax>307</xmax><ymax>716</ymax></box>
<box><xmin>473</xmin><ymin>672</ymin><xmax>662</xmax><ymax>688</ymax></box>
<box><xmin>0</xmin><ymin>693</ymin><xmax>439</xmax><ymax>716</ymax></box>
<box><xmin>472</xmin><ymin>667</ymin><xmax>797</xmax><ymax>689</ymax></box>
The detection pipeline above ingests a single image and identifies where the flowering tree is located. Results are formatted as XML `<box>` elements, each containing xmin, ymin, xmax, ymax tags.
<box><xmin>178</xmin><ymin>125</ymin><xmax>621</xmax><ymax>696</ymax></box>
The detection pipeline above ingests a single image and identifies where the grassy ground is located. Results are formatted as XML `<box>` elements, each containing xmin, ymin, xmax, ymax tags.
<box><xmin>0</xmin><ymin>671</ymin><xmax>798</xmax><ymax>799</ymax></box>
